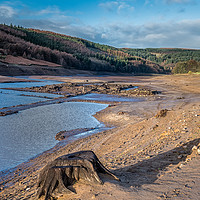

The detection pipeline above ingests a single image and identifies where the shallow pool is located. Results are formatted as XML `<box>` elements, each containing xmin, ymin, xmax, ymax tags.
<box><xmin>0</xmin><ymin>102</ymin><xmax>107</xmax><ymax>171</ymax></box>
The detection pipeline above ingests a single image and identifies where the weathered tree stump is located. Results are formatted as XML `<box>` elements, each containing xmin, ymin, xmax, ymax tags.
<box><xmin>37</xmin><ymin>150</ymin><xmax>120</xmax><ymax>200</ymax></box>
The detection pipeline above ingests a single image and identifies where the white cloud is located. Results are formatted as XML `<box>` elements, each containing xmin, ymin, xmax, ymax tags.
<box><xmin>117</xmin><ymin>2</ymin><xmax>134</xmax><ymax>12</ymax></box>
<box><xmin>0</xmin><ymin>2</ymin><xmax>199</xmax><ymax>48</ymax></box>
<box><xmin>0</xmin><ymin>5</ymin><xmax>16</xmax><ymax>18</ymax></box>
<box><xmin>165</xmin><ymin>0</ymin><xmax>194</xmax><ymax>4</ymax></box>
<box><xmin>143</xmin><ymin>33</ymin><xmax>167</xmax><ymax>41</ymax></box>
<box><xmin>95</xmin><ymin>19</ymin><xmax>200</xmax><ymax>48</ymax></box>
<box><xmin>99</xmin><ymin>1</ymin><xmax>134</xmax><ymax>13</ymax></box>
<box><xmin>101</xmin><ymin>33</ymin><xmax>108</xmax><ymax>39</ymax></box>
<box><xmin>37</xmin><ymin>6</ymin><xmax>64</xmax><ymax>15</ymax></box>
<box><xmin>99</xmin><ymin>1</ymin><xmax>118</xmax><ymax>11</ymax></box>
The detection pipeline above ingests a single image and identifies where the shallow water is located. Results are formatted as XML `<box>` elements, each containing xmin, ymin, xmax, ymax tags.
<box><xmin>0</xmin><ymin>78</ymin><xmax>63</xmax><ymax>88</ymax></box>
<box><xmin>0</xmin><ymin>102</ymin><xmax>107</xmax><ymax>171</ymax></box>
<box><xmin>122</xmin><ymin>86</ymin><xmax>138</xmax><ymax>91</ymax></box>
<box><xmin>0</xmin><ymin>78</ymin><xmax>63</xmax><ymax>108</ymax></box>
<box><xmin>0</xmin><ymin>89</ymin><xmax>63</xmax><ymax>108</ymax></box>
<box><xmin>71</xmin><ymin>93</ymin><xmax>144</xmax><ymax>102</ymax></box>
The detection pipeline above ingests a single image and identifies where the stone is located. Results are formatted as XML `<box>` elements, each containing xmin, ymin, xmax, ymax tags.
<box><xmin>155</xmin><ymin>109</ymin><xmax>168</xmax><ymax>118</ymax></box>
<box><xmin>197</xmin><ymin>149</ymin><xmax>200</xmax><ymax>155</ymax></box>
<box><xmin>192</xmin><ymin>146</ymin><xmax>197</xmax><ymax>151</ymax></box>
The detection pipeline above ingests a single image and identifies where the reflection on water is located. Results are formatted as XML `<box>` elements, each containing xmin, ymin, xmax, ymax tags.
<box><xmin>0</xmin><ymin>79</ymin><xmax>63</xmax><ymax>108</ymax></box>
<box><xmin>0</xmin><ymin>78</ymin><xmax>63</xmax><ymax>88</ymax></box>
<box><xmin>122</xmin><ymin>86</ymin><xmax>138</xmax><ymax>91</ymax></box>
<box><xmin>0</xmin><ymin>102</ymin><xmax>107</xmax><ymax>171</ymax></box>
<box><xmin>0</xmin><ymin>89</ymin><xmax>63</xmax><ymax>108</ymax></box>
<box><xmin>71</xmin><ymin>93</ymin><xmax>144</xmax><ymax>102</ymax></box>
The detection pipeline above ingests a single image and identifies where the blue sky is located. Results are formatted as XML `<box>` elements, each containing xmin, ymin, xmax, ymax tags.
<box><xmin>0</xmin><ymin>0</ymin><xmax>200</xmax><ymax>48</ymax></box>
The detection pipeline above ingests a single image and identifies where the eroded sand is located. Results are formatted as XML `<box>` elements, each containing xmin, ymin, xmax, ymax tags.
<box><xmin>0</xmin><ymin>74</ymin><xmax>200</xmax><ymax>200</ymax></box>
<box><xmin>0</xmin><ymin>75</ymin><xmax>33</xmax><ymax>83</ymax></box>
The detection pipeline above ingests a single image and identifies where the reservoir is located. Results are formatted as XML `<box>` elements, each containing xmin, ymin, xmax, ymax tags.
<box><xmin>71</xmin><ymin>93</ymin><xmax>143</xmax><ymax>102</ymax></box>
<box><xmin>0</xmin><ymin>78</ymin><xmax>64</xmax><ymax>108</ymax></box>
<box><xmin>0</xmin><ymin>102</ymin><xmax>107</xmax><ymax>171</ymax></box>
<box><xmin>0</xmin><ymin>78</ymin><xmax>107</xmax><ymax>171</ymax></box>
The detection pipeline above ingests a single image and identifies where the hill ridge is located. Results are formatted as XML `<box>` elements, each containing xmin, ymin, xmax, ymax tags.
<box><xmin>1</xmin><ymin>24</ymin><xmax>200</xmax><ymax>74</ymax></box>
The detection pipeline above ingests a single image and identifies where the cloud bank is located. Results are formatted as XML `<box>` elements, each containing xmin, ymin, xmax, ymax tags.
<box><xmin>0</xmin><ymin>3</ymin><xmax>199</xmax><ymax>48</ymax></box>
<box><xmin>100</xmin><ymin>20</ymin><xmax>200</xmax><ymax>48</ymax></box>
<box><xmin>99</xmin><ymin>1</ymin><xmax>134</xmax><ymax>13</ymax></box>
<box><xmin>0</xmin><ymin>5</ymin><xmax>16</xmax><ymax>18</ymax></box>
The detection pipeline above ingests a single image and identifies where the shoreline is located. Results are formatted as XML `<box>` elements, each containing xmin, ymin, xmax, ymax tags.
<box><xmin>0</xmin><ymin>122</ymin><xmax>110</xmax><ymax>173</ymax></box>
<box><xmin>0</xmin><ymin>88</ymin><xmax>147</xmax><ymax>117</ymax></box>
<box><xmin>0</xmin><ymin>74</ymin><xmax>200</xmax><ymax>199</ymax></box>
<box><xmin>0</xmin><ymin>100</ymin><xmax>109</xmax><ymax>172</ymax></box>
<box><xmin>0</xmin><ymin>75</ymin><xmax>35</xmax><ymax>83</ymax></box>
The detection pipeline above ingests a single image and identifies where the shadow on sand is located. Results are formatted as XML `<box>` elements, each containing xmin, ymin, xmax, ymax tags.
<box><xmin>111</xmin><ymin>138</ymin><xmax>200</xmax><ymax>187</ymax></box>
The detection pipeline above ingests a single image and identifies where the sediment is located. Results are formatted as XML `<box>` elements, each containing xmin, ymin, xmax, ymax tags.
<box><xmin>0</xmin><ymin>74</ymin><xmax>200</xmax><ymax>200</ymax></box>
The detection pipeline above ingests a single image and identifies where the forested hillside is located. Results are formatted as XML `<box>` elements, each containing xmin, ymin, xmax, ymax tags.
<box><xmin>1</xmin><ymin>24</ymin><xmax>200</xmax><ymax>74</ymax></box>
<box><xmin>172</xmin><ymin>60</ymin><xmax>200</xmax><ymax>74</ymax></box>
<box><xmin>122</xmin><ymin>48</ymin><xmax>200</xmax><ymax>72</ymax></box>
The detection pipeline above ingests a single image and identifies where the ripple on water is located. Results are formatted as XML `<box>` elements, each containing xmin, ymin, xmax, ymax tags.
<box><xmin>70</xmin><ymin>93</ymin><xmax>144</xmax><ymax>102</ymax></box>
<box><xmin>0</xmin><ymin>102</ymin><xmax>107</xmax><ymax>171</ymax></box>
<box><xmin>0</xmin><ymin>79</ymin><xmax>64</xmax><ymax>108</ymax></box>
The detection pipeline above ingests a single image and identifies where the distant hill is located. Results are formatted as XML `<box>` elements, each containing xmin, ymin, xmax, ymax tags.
<box><xmin>1</xmin><ymin>24</ymin><xmax>200</xmax><ymax>74</ymax></box>
<box><xmin>121</xmin><ymin>48</ymin><xmax>200</xmax><ymax>72</ymax></box>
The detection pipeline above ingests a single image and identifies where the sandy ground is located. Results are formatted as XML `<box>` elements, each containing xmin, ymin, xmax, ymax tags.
<box><xmin>0</xmin><ymin>75</ymin><xmax>33</xmax><ymax>83</ymax></box>
<box><xmin>0</xmin><ymin>74</ymin><xmax>200</xmax><ymax>200</ymax></box>
<box><xmin>0</xmin><ymin>55</ymin><xmax>61</xmax><ymax>67</ymax></box>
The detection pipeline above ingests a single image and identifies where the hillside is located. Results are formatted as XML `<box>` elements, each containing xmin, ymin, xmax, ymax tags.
<box><xmin>122</xmin><ymin>48</ymin><xmax>200</xmax><ymax>72</ymax></box>
<box><xmin>0</xmin><ymin>24</ymin><xmax>164</xmax><ymax>74</ymax></box>
<box><xmin>1</xmin><ymin>24</ymin><xmax>200</xmax><ymax>75</ymax></box>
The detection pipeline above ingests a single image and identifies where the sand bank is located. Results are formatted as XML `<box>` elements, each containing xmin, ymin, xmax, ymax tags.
<box><xmin>0</xmin><ymin>74</ymin><xmax>200</xmax><ymax>200</ymax></box>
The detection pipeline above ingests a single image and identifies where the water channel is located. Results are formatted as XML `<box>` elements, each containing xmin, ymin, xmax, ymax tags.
<box><xmin>0</xmin><ymin>77</ymin><xmax>143</xmax><ymax>171</ymax></box>
<box><xmin>0</xmin><ymin>78</ymin><xmax>107</xmax><ymax>171</ymax></box>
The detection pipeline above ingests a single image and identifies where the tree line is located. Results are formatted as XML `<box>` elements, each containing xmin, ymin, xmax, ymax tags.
<box><xmin>122</xmin><ymin>48</ymin><xmax>200</xmax><ymax>67</ymax></box>
<box><xmin>0</xmin><ymin>24</ymin><xmax>167</xmax><ymax>73</ymax></box>
<box><xmin>172</xmin><ymin>60</ymin><xmax>200</xmax><ymax>74</ymax></box>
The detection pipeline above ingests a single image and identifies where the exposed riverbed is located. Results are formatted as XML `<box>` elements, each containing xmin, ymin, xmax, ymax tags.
<box><xmin>0</xmin><ymin>78</ymin><xmax>63</xmax><ymax>108</ymax></box>
<box><xmin>0</xmin><ymin>74</ymin><xmax>200</xmax><ymax>200</ymax></box>
<box><xmin>0</xmin><ymin>76</ymin><xmax>145</xmax><ymax>172</ymax></box>
<box><xmin>0</xmin><ymin>100</ymin><xmax>107</xmax><ymax>171</ymax></box>
<box><xmin>0</xmin><ymin>78</ymin><xmax>108</xmax><ymax>171</ymax></box>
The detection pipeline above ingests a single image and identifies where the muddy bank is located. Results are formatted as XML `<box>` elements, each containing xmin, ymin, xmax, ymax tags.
<box><xmin>0</xmin><ymin>75</ymin><xmax>33</xmax><ymax>83</ymax></box>
<box><xmin>11</xmin><ymin>81</ymin><xmax>160</xmax><ymax>97</ymax></box>
<box><xmin>0</xmin><ymin>74</ymin><xmax>162</xmax><ymax>114</ymax></box>
<box><xmin>0</xmin><ymin>61</ymin><xmax>132</xmax><ymax>77</ymax></box>
<box><xmin>0</xmin><ymin>97</ymin><xmax>66</xmax><ymax>116</ymax></box>
<box><xmin>0</xmin><ymin>79</ymin><xmax>154</xmax><ymax>116</ymax></box>
<box><xmin>55</xmin><ymin>128</ymin><xmax>96</xmax><ymax>141</ymax></box>
<box><xmin>0</xmin><ymin>74</ymin><xmax>200</xmax><ymax>200</ymax></box>
<box><xmin>0</xmin><ymin>62</ymin><xmax>93</xmax><ymax>76</ymax></box>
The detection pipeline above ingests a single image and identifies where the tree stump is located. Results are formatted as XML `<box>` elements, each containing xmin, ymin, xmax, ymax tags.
<box><xmin>37</xmin><ymin>150</ymin><xmax>120</xmax><ymax>200</ymax></box>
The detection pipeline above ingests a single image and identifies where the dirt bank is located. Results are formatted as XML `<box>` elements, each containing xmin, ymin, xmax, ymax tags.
<box><xmin>0</xmin><ymin>61</ymin><xmax>98</xmax><ymax>76</ymax></box>
<box><xmin>0</xmin><ymin>74</ymin><xmax>200</xmax><ymax>200</ymax></box>
<box><xmin>0</xmin><ymin>61</ymin><xmax>131</xmax><ymax>77</ymax></box>
<box><xmin>0</xmin><ymin>55</ymin><xmax>62</xmax><ymax>67</ymax></box>
<box><xmin>0</xmin><ymin>75</ymin><xmax>33</xmax><ymax>83</ymax></box>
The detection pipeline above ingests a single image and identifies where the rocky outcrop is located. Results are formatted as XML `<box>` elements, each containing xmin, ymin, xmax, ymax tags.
<box><xmin>55</xmin><ymin>128</ymin><xmax>95</xmax><ymax>141</ymax></box>
<box><xmin>17</xmin><ymin>82</ymin><xmax>160</xmax><ymax>97</ymax></box>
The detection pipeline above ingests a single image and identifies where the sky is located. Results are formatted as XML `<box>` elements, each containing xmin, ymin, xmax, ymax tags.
<box><xmin>0</xmin><ymin>0</ymin><xmax>200</xmax><ymax>48</ymax></box>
